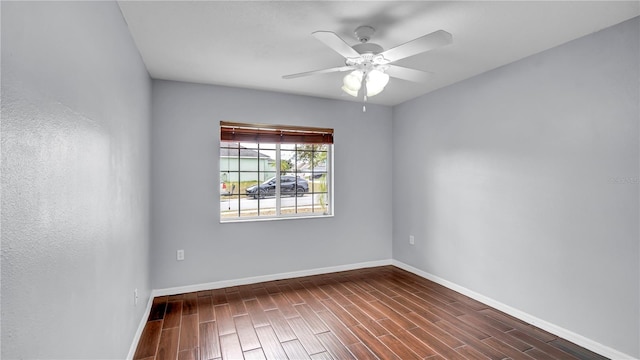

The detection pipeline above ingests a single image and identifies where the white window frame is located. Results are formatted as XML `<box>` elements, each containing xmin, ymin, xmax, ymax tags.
<box><xmin>219</xmin><ymin>123</ymin><xmax>333</xmax><ymax>222</ymax></box>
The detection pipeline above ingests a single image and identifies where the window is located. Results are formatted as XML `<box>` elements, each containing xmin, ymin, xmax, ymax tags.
<box><xmin>220</xmin><ymin>121</ymin><xmax>333</xmax><ymax>221</ymax></box>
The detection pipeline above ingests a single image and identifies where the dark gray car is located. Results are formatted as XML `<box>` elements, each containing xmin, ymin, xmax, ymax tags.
<box><xmin>246</xmin><ymin>176</ymin><xmax>308</xmax><ymax>199</ymax></box>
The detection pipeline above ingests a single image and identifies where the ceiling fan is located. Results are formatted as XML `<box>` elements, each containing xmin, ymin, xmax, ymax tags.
<box><xmin>283</xmin><ymin>25</ymin><xmax>453</xmax><ymax>99</ymax></box>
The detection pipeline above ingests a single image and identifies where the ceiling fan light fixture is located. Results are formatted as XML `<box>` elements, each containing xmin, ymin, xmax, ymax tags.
<box><xmin>342</xmin><ymin>70</ymin><xmax>363</xmax><ymax>97</ymax></box>
<box><xmin>341</xmin><ymin>85</ymin><xmax>360</xmax><ymax>97</ymax></box>
<box><xmin>365</xmin><ymin>69</ymin><xmax>389</xmax><ymax>97</ymax></box>
<box><xmin>284</xmin><ymin>27</ymin><xmax>452</xmax><ymax>102</ymax></box>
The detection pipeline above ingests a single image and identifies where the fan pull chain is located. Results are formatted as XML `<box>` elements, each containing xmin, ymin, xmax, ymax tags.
<box><xmin>363</xmin><ymin>95</ymin><xmax>368</xmax><ymax>112</ymax></box>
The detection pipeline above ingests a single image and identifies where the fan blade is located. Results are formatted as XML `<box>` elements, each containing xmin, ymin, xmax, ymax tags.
<box><xmin>312</xmin><ymin>31</ymin><xmax>361</xmax><ymax>59</ymax></box>
<box><xmin>282</xmin><ymin>66</ymin><xmax>354</xmax><ymax>79</ymax></box>
<box><xmin>385</xmin><ymin>65</ymin><xmax>432</xmax><ymax>82</ymax></box>
<box><xmin>380</xmin><ymin>30</ymin><xmax>452</xmax><ymax>62</ymax></box>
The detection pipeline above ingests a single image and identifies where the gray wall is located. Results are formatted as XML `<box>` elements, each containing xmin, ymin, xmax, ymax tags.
<box><xmin>151</xmin><ymin>80</ymin><xmax>393</xmax><ymax>289</ymax></box>
<box><xmin>1</xmin><ymin>2</ymin><xmax>152</xmax><ymax>359</ymax></box>
<box><xmin>2</xmin><ymin>2</ymin><xmax>636</xmax><ymax>358</ymax></box>
<box><xmin>392</xmin><ymin>17</ymin><xmax>639</xmax><ymax>357</ymax></box>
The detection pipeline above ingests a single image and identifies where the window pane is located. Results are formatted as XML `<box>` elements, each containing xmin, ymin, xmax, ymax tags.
<box><xmin>220</xmin><ymin>175</ymin><xmax>240</xmax><ymax>200</ymax></box>
<box><xmin>280</xmin><ymin>149</ymin><xmax>296</xmax><ymax>175</ymax></box>
<box><xmin>220</xmin><ymin>178</ymin><xmax>240</xmax><ymax>219</ymax></box>
<box><xmin>297</xmin><ymin>171</ymin><xmax>312</xmax><ymax>183</ymax></box>
<box><xmin>221</xmin><ymin>142</ymin><xmax>239</xmax><ymax>151</ymax></box>
<box><xmin>221</xmin><ymin>143</ymin><xmax>240</xmax><ymax>173</ymax></box>
<box><xmin>240</xmin><ymin>172</ymin><xmax>260</xmax><ymax>198</ymax></box>
<box><xmin>251</xmin><ymin>142</ymin><xmax>276</xmax><ymax>150</ymax></box>
<box><xmin>293</xmin><ymin>150</ymin><xmax>310</xmax><ymax>172</ymax></box>
<box><xmin>312</xmin><ymin>192</ymin><xmax>330</xmax><ymax>214</ymax></box>
<box><xmin>277</xmin><ymin>175</ymin><xmax>310</xmax><ymax>215</ymax></box>
<box><xmin>309</xmin><ymin>175</ymin><xmax>327</xmax><ymax>193</ymax></box>
<box><xmin>221</xmin><ymin>135</ymin><xmax>332</xmax><ymax>221</ymax></box>
<box><xmin>240</xmin><ymin>172</ymin><xmax>275</xmax><ymax>216</ymax></box>
<box><xmin>254</xmin><ymin>195</ymin><xmax>276</xmax><ymax>216</ymax></box>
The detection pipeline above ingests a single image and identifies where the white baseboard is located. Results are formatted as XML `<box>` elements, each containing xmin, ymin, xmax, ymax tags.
<box><xmin>152</xmin><ymin>259</ymin><xmax>393</xmax><ymax>297</ymax></box>
<box><xmin>391</xmin><ymin>259</ymin><xmax>637</xmax><ymax>360</ymax></box>
<box><xmin>127</xmin><ymin>259</ymin><xmax>391</xmax><ymax>358</ymax></box>
<box><xmin>129</xmin><ymin>258</ymin><xmax>635</xmax><ymax>360</ymax></box>
<box><xmin>127</xmin><ymin>293</ymin><xmax>155</xmax><ymax>360</ymax></box>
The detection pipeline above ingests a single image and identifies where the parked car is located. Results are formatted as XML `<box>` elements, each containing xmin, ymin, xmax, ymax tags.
<box><xmin>246</xmin><ymin>176</ymin><xmax>308</xmax><ymax>199</ymax></box>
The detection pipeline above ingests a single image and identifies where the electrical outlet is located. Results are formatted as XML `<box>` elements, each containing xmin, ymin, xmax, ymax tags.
<box><xmin>409</xmin><ymin>235</ymin><xmax>415</xmax><ymax>245</ymax></box>
<box><xmin>134</xmin><ymin>288</ymin><xmax>138</xmax><ymax>306</ymax></box>
<box><xmin>177</xmin><ymin>249</ymin><xmax>185</xmax><ymax>261</ymax></box>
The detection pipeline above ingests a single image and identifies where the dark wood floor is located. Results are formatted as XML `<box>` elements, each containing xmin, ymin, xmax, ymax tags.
<box><xmin>134</xmin><ymin>266</ymin><xmax>607</xmax><ymax>360</ymax></box>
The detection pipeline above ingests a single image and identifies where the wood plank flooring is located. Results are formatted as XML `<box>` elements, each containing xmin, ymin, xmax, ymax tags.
<box><xmin>133</xmin><ymin>266</ymin><xmax>608</xmax><ymax>360</ymax></box>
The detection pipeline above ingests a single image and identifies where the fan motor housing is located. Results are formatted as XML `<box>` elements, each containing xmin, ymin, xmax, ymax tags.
<box><xmin>354</xmin><ymin>25</ymin><xmax>375</xmax><ymax>42</ymax></box>
<box><xmin>353</xmin><ymin>42</ymin><xmax>384</xmax><ymax>55</ymax></box>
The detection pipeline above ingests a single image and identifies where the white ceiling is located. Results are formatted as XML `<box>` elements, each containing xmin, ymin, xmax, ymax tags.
<box><xmin>118</xmin><ymin>1</ymin><xmax>639</xmax><ymax>106</ymax></box>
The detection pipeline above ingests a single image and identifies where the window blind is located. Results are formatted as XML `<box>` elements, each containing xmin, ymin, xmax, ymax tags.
<box><xmin>220</xmin><ymin>121</ymin><xmax>333</xmax><ymax>144</ymax></box>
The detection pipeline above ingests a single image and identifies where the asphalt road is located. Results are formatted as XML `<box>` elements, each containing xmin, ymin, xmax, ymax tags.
<box><xmin>220</xmin><ymin>194</ymin><xmax>319</xmax><ymax>212</ymax></box>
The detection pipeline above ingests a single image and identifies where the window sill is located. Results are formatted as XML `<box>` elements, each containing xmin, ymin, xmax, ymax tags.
<box><xmin>220</xmin><ymin>213</ymin><xmax>333</xmax><ymax>224</ymax></box>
